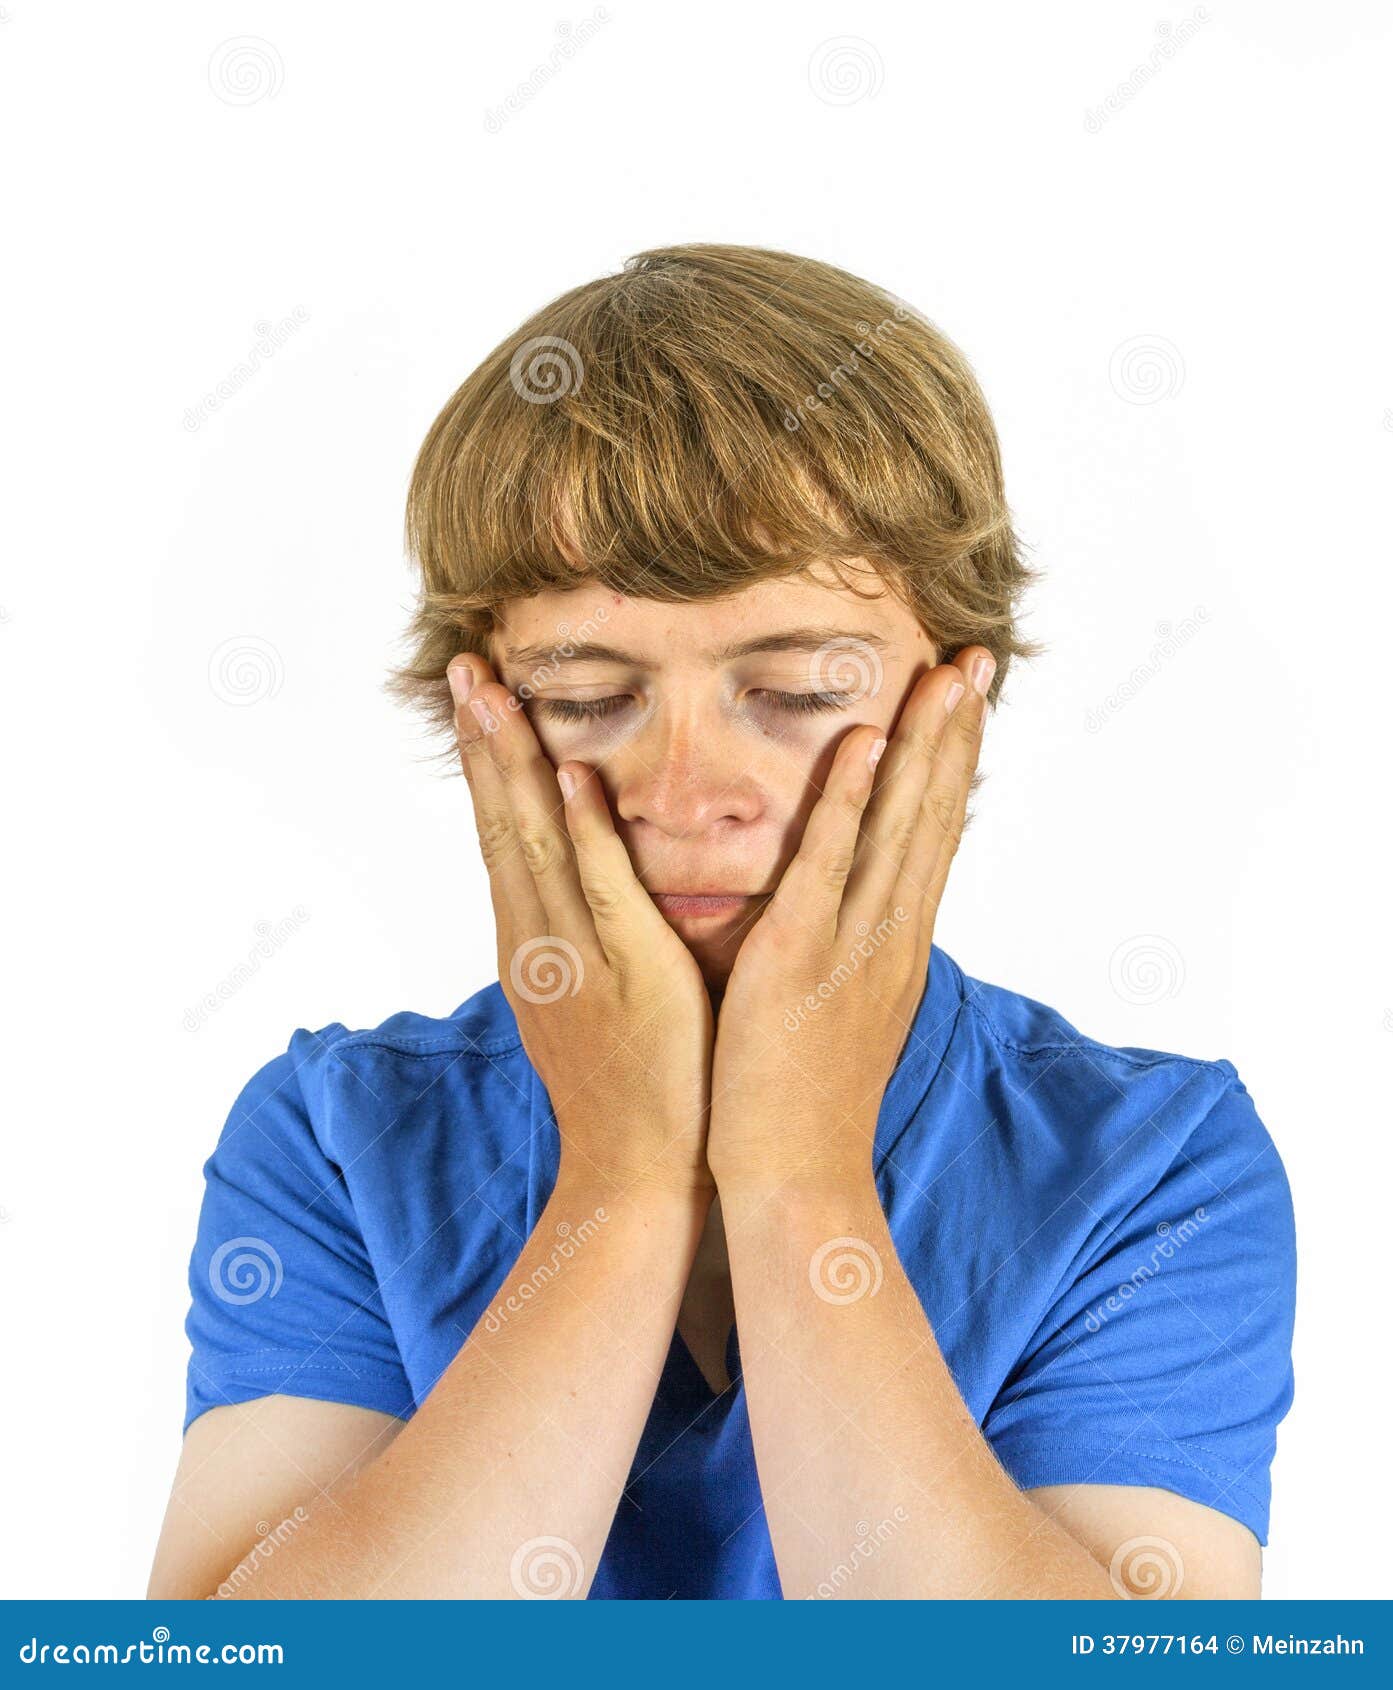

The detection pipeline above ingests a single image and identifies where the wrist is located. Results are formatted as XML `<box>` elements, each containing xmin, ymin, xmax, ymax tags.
<box><xmin>548</xmin><ymin>1158</ymin><xmax>716</xmax><ymax>1226</ymax></box>
<box><xmin>713</xmin><ymin>1159</ymin><xmax>882</xmax><ymax>1219</ymax></box>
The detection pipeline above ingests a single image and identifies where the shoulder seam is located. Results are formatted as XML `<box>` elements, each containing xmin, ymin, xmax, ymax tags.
<box><xmin>297</xmin><ymin>1025</ymin><xmax>525</xmax><ymax>1062</ymax></box>
<box><xmin>961</xmin><ymin>989</ymin><xmax>1233</xmax><ymax>1080</ymax></box>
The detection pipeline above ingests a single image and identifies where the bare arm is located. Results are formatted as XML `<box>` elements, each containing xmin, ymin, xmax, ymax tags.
<box><xmin>722</xmin><ymin>1176</ymin><xmax>1257</xmax><ymax>1598</ymax></box>
<box><xmin>151</xmin><ymin>1173</ymin><xmax>708</xmax><ymax>1599</ymax></box>
<box><xmin>710</xmin><ymin>649</ymin><xmax>1260</xmax><ymax>1597</ymax></box>
<box><xmin>152</xmin><ymin>653</ymin><xmax>717</xmax><ymax>1598</ymax></box>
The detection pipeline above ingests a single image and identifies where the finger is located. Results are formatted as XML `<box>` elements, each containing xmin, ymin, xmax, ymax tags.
<box><xmin>839</xmin><ymin>662</ymin><xmax>967</xmax><ymax>934</ymax></box>
<box><xmin>763</xmin><ymin>722</ymin><xmax>886</xmax><ymax>947</ymax></box>
<box><xmin>448</xmin><ymin>655</ymin><xmax>547</xmax><ymax>954</ymax></box>
<box><xmin>457</xmin><ymin>668</ymin><xmax>598</xmax><ymax>949</ymax></box>
<box><xmin>899</xmin><ymin>647</ymin><xmax>993</xmax><ymax>918</ymax></box>
<box><xmin>555</xmin><ymin>761</ymin><xmax>672</xmax><ymax>964</ymax></box>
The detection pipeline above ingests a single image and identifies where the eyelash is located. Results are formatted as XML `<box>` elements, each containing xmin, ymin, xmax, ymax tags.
<box><xmin>533</xmin><ymin>690</ymin><xmax>854</xmax><ymax>724</ymax></box>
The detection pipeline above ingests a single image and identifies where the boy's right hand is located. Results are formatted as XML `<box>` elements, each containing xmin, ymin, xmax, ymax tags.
<box><xmin>448</xmin><ymin>655</ymin><xmax>715</xmax><ymax>1201</ymax></box>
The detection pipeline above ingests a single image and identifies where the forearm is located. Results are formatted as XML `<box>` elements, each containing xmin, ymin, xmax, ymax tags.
<box><xmin>217</xmin><ymin>1165</ymin><xmax>709</xmax><ymax>1599</ymax></box>
<box><xmin>721</xmin><ymin>1167</ymin><xmax>1118</xmax><ymax>1599</ymax></box>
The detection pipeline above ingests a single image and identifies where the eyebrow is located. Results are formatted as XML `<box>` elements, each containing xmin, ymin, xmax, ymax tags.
<box><xmin>502</xmin><ymin>626</ymin><xmax>895</xmax><ymax>671</ymax></box>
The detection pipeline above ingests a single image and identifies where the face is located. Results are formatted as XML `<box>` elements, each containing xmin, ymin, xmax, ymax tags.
<box><xmin>490</xmin><ymin>565</ymin><xmax>938</xmax><ymax>989</ymax></box>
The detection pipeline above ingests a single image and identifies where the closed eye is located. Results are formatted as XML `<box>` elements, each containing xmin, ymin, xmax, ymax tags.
<box><xmin>531</xmin><ymin>694</ymin><xmax>630</xmax><ymax>723</ymax></box>
<box><xmin>754</xmin><ymin>689</ymin><xmax>857</xmax><ymax>716</ymax></box>
<box><xmin>530</xmin><ymin>689</ymin><xmax>858</xmax><ymax>725</ymax></box>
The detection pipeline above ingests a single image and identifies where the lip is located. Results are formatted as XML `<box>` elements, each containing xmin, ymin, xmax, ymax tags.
<box><xmin>649</xmin><ymin>892</ymin><xmax>760</xmax><ymax>919</ymax></box>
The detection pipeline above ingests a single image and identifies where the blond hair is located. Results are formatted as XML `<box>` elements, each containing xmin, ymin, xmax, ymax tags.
<box><xmin>389</xmin><ymin>243</ymin><xmax>1040</xmax><ymax>763</ymax></box>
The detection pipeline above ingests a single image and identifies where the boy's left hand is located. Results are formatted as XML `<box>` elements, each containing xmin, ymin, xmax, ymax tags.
<box><xmin>706</xmin><ymin>646</ymin><xmax>994</xmax><ymax>1194</ymax></box>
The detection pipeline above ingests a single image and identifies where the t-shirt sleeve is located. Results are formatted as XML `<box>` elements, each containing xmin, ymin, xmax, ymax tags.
<box><xmin>182</xmin><ymin>1029</ymin><xmax>417</xmax><ymax>1433</ymax></box>
<box><xmin>982</xmin><ymin>1066</ymin><xmax>1296</xmax><ymax>1544</ymax></box>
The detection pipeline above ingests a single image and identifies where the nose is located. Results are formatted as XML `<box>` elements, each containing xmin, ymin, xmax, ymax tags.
<box><xmin>612</xmin><ymin>705</ymin><xmax>764</xmax><ymax>840</ymax></box>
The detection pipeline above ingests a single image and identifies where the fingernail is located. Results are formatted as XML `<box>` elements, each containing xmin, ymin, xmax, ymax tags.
<box><xmin>557</xmin><ymin>767</ymin><xmax>576</xmax><ymax>801</ymax></box>
<box><xmin>447</xmin><ymin>662</ymin><xmax>474</xmax><ymax>706</ymax></box>
<box><xmin>971</xmin><ymin>655</ymin><xmax>996</xmax><ymax>697</ymax></box>
<box><xmin>943</xmin><ymin>681</ymin><xmax>966</xmax><ymax>716</ymax></box>
<box><xmin>868</xmin><ymin>737</ymin><xmax>888</xmax><ymax>770</ymax></box>
<box><xmin>468</xmin><ymin>694</ymin><xmax>498</xmax><ymax>733</ymax></box>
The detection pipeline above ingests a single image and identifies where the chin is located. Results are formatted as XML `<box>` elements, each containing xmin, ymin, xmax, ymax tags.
<box><xmin>660</xmin><ymin>899</ymin><xmax>768</xmax><ymax>990</ymax></box>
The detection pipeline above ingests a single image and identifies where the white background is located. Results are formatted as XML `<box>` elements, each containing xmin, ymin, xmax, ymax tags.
<box><xmin>1</xmin><ymin>0</ymin><xmax>1389</xmax><ymax>1601</ymax></box>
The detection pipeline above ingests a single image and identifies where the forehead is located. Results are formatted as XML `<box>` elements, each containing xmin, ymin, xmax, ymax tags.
<box><xmin>492</xmin><ymin>563</ymin><xmax>924</xmax><ymax>657</ymax></box>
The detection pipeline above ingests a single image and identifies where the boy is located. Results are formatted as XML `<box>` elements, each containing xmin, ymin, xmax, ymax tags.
<box><xmin>150</xmin><ymin>244</ymin><xmax>1295</xmax><ymax>1600</ymax></box>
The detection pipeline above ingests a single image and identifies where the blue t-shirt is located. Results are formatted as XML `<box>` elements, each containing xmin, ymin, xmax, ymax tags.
<box><xmin>183</xmin><ymin>943</ymin><xmax>1296</xmax><ymax>1599</ymax></box>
